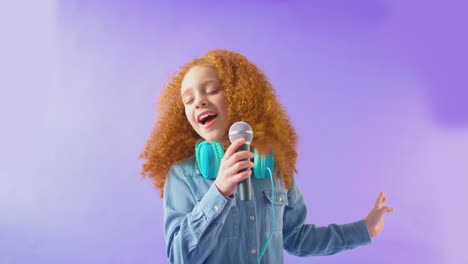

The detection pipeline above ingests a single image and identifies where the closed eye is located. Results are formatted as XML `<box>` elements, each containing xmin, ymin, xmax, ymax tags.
<box><xmin>184</xmin><ymin>98</ymin><xmax>194</xmax><ymax>104</ymax></box>
<box><xmin>207</xmin><ymin>87</ymin><xmax>224</xmax><ymax>94</ymax></box>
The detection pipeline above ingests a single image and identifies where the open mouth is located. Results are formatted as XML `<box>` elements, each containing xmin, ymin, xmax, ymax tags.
<box><xmin>198</xmin><ymin>113</ymin><xmax>218</xmax><ymax>128</ymax></box>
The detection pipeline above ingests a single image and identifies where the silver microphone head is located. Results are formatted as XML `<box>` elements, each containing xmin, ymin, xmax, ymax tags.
<box><xmin>229</xmin><ymin>121</ymin><xmax>253</xmax><ymax>144</ymax></box>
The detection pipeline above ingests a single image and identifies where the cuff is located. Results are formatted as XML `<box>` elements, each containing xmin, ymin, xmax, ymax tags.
<box><xmin>342</xmin><ymin>219</ymin><xmax>372</xmax><ymax>249</ymax></box>
<box><xmin>198</xmin><ymin>183</ymin><xmax>236</xmax><ymax>224</ymax></box>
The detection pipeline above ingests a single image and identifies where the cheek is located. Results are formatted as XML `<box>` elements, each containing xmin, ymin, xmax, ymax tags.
<box><xmin>184</xmin><ymin>107</ymin><xmax>195</xmax><ymax>124</ymax></box>
<box><xmin>220</xmin><ymin>104</ymin><xmax>228</xmax><ymax>118</ymax></box>
<box><xmin>217</xmin><ymin>96</ymin><xmax>228</xmax><ymax>117</ymax></box>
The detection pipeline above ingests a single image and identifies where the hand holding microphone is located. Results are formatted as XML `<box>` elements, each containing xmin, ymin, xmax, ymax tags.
<box><xmin>214</xmin><ymin>137</ymin><xmax>254</xmax><ymax>198</ymax></box>
<box><xmin>214</xmin><ymin>122</ymin><xmax>254</xmax><ymax>199</ymax></box>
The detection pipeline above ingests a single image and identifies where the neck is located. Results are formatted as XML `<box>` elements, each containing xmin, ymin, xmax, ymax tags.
<box><xmin>207</xmin><ymin>135</ymin><xmax>228</xmax><ymax>145</ymax></box>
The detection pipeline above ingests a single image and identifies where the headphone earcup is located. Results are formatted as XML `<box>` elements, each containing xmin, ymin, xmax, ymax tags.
<box><xmin>195</xmin><ymin>140</ymin><xmax>225</xmax><ymax>179</ymax></box>
<box><xmin>253</xmin><ymin>149</ymin><xmax>275</xmax><ymax>179</ymax></box>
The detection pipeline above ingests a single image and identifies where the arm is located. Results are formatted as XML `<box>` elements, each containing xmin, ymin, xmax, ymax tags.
<box><xmin>282</xmin><ymin>178</ymin><xmax>372</xmax><ymax>256</ymax></box>
<box><xmin>163</xmin><ymin>164</ymin><xmax>236</xmax><ymax>263</ymax></box>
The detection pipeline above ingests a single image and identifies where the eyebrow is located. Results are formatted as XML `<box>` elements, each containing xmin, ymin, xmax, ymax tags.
<box><xmin>181</xmin><ymin>80</ymin><xmax>219</xmax><ymax>97</ymax></box>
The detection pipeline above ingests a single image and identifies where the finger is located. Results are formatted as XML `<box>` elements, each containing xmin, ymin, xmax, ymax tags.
<box><xmin>230</xmin><ymin>160</ymin><xmax>254</xmax><ymax>174</ymax></box>
<box><xmin>229</xmin><ymin>150</ymin><xmax>254</xmax><ymax>164</ymax></box>
<box><xmin>234</xmin><ymin>169</ymin><xmax>252</xmax><ymax>183</ymax></box>
<box><xmin>224</xmin><ymin>138</ymin><xmax>246</xmax><ymax>159</ymax></box>
<box><xmin>377</xmin><ymin>206</ymin><xmax>394</xmax><ymax>216</ymax></box>
<box><xmin>222</xmin><ymin>151</ymin><xmax>252</xmax><ymax>170</ymax></box>
<box><xmin>374</xmin><ymin>192</ymin><xmax>384</xmax><ymax>208</ymax></box>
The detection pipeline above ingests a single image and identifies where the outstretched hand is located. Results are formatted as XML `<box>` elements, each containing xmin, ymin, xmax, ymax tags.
<box><xmin>365</xmin><ymin>192</ymin><xmax>394</xmax><ymax>238</ymax></box>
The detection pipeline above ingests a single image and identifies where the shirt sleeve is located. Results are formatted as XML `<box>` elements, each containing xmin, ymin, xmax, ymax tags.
<box><xmin>282</xmin><ymin>177</ymin><xmax>372</xmax><ymax>256</ymax></box>
<box><xmin>163</xmin><ymin>164</ymin><xmax>236</xmax><ymax>264</ymax></box>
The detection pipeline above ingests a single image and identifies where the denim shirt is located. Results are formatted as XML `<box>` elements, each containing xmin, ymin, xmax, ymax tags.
<box><xmin>163</xmin><ymin>156</ymin><xmax>372</xmax><ymax>263</ymax></box>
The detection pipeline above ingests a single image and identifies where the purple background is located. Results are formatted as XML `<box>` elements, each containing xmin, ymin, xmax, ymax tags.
<box><xmin>1</xmin><ymin>0</ymin><xmax>467</xmax><ymax>263</ymax></box>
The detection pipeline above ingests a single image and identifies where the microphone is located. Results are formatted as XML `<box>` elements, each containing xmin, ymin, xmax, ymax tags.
<box><xmin>228</xmin><ymin>121</ymin><xmax>253</xmax><ymax>201</ymax></box>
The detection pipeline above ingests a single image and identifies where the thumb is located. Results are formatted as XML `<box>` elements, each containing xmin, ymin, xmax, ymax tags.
<box><xmin>372</xmin><ymin>206</ymin><xmax>392</xmax><ymax>218</ymax></box>
<box><xmin>377</xmin><ymin>206</ymin><xmax>393</xmax><ymax>215</ymax></box>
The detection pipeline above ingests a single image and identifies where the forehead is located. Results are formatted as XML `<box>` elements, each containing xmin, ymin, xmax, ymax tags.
<box><xmin>181</xmin><ymin>66</ymin><xmax>219</xmax><ymax>93</ymax></box>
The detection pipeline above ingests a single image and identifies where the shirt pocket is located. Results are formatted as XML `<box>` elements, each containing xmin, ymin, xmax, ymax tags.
<box><xmin>263</xmin><ymin>190</ymin><xmax>288</xmax><ymax>235</ymax></box>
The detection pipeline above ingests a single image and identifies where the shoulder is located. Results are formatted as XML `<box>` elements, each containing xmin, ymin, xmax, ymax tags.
<box><xmin>171</xmin><ymin>155</ymin><xmax>199</xmax><ymax>177</ymax></box>
<box><xmin>165</xmin><ymin>155</ymin><xmax>198</xmax><ymax>190</ymax></box>
<box><xmin>167</xmin><ymin>155</ymin><xmax>213</xmax><ymax>199</ymax></box>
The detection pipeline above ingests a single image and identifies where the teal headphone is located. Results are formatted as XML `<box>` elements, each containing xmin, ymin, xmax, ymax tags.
<box><xmin>195</xmin><ymin>140</ymin><xmax>274</xmax><ymax>179</ymax></box>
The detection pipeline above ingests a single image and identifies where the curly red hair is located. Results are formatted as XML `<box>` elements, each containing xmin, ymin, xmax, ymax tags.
<box><xmin>140</xmin><ymin>49</ymin><xmax>298</xmax><ymax>198</ymax></box>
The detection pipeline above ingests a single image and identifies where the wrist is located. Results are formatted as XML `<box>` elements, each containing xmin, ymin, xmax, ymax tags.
<box><xmin>215</xmin><ymin>183</ymin><xmax>232</xmax><ymax>197</ymax></box>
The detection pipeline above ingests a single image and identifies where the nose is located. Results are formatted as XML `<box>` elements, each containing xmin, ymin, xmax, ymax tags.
<box><xmin>194</xmin><ymin>95</ymin><xmax>208</xmax><ymax>109</ymax></box>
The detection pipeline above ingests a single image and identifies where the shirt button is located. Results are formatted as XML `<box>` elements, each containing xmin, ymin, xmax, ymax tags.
<box><xmin>249</xmin><ymin>216</ymin><xmax>255</xmax><ymax>221</ymax></box>
<box><xmin>278</xmin><ymin>196</ymin><xmax>283</xmax><ymax>202</ymax></box>
<box><xmin>214</xmin><ymin>205</ymin><xmax>219</xmax><ymax>211</ymax></box>
<box><xmin>251</xmin><ymin>249</ymin><xmax>257</xmax><ymax>254</ymax></box>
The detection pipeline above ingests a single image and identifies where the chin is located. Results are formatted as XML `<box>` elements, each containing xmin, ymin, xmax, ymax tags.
<box><xmin>202</xmin><ymin>133</ymin><xmax>223</xmax><ymax>143</ymax></box>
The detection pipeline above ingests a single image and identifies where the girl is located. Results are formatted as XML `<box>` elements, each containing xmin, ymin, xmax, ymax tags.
<box><xmin>140</xmin><ymin>49</ymin><xmax>394</xmax><ymax>263</ymax></box>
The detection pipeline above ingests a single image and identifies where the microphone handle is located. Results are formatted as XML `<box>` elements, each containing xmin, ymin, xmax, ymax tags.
<box><xmin>236</xmin><ymin>144</ymin><xmax>252</xmax><ymax>201</ymax></box>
